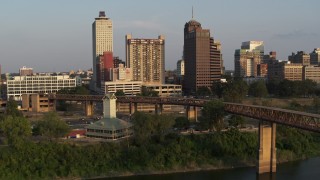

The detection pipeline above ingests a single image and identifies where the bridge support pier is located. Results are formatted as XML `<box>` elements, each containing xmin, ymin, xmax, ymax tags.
<box><xmin>186</xmin><ymin>106</ymin><xmax>197</xmax><ymax>121</ymax></box>
<box><xmin>155</xmin><ymin>104</ymin><xmax>163</xmax><ymax>115</ymax></box>
<box><xmin>257</xmin><ymin>121</ymin><xmax>277</xmax><ymax>174</ymax></box>
<box><xmin>129</xmin><ymin>102</ymin><xmax>137</xmax><ymax>115</ymax></box>
<box><xmin>85</xmin><ymin>101</ymin><xmax>93</xmax><ymax>116</ymax></box>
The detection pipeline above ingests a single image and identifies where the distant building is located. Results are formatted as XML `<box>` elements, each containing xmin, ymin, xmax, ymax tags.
<box><xmin>183</xmin><ymin>19</ymin><xmax>223</xmax><ymax>94</ymax></box>
<box><xmin>263</xmin><ymin>51</ymin><xmax>277</xmax><ymax>63</ymax></box>
<box><xmin>288</xmin><ymin>51</ymin><xmax>310</xmax><ymax>66</ymax></box>
<box><xmin>303</xmin><ymin>66</ymin><xmax>320</xmax><ymax>84</ymax></box>
<box><xmin>86</xmin><ymin>94</ymin><xmax>133</xmax><ymax>140</ymax></box>
<box><xmin>234</xmin><ymin>41</ymin><xmax>264</xmax><ymax>77</ymax></box>
<box><xmin>257</xmin><ymin>63</ymin><xmax>268</xmax><ymax>77</ymax></box>
<box><xmin>92</xmin><ymin>11</ymin><xmax>113</xmax><ymax>89</ymax></box>
<box><xmin>113</xmin><ymin>56</ymin><xmax>125</xmax><ymax>68</ymax></box>
<box><xmin>7</xmin><ymin>75</ymin><xmax>76</xmax><ymax>101</ymax></box>
<box><xmin>19</xmin><ymin>66</ymin><xmax>33</xmax><ymax>76</ymax></box>
<box><xmin>109</xmin><ymin>64</ymin><xmax>132</xmax><ymax>82</ymax></box>
<box><xmin>126</xmin><ymin>34</ymin><xmax>165</xmax><ymax>84</ymax></box>
<box><xmin>268</xmin><ymin>61</ymin><xmax>303</xmax><ymax>81</ymax></box>
<box><xmin>310</xmin><ymin>48</ymin><xmax>320</xmax><ymax>65</ymax></box>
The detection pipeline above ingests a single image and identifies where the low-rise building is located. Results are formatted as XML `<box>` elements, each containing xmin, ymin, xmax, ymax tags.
<box><xmin>102</xmin><ymin>81</ymin><xmax>142</xmax><ymax>95</ymax></box>
<box><xmin>142</xmin><ymin>84</ymin><xmax>182</xmax><ymax>97</ymax></box>
<box><xmin>7</xmin><ymin>75</ymin><xmax>76</xmax><ymax>101</ymax></box>
<box><xmin>85</xmin><ymin>94</ymin><xmax>133</xmax><ymax>140</ymax></box>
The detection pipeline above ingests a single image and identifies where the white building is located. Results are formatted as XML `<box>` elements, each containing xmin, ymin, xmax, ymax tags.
<box><xmin>7</xmin><ymin>75</ymin><xmax>76</xmax><ymax>101</ymax></box>
<box><xmin>102</xmin><ymin>81</ymin><xmax>142</xmax><ymax>95</ymax></box>
<box><xmin>92</xmin><ymin>11</ymin><xmax>113</xmax><ymax>88</ymax></box>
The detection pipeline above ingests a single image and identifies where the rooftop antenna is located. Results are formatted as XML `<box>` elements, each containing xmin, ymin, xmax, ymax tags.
<box><xmin>192</xmin><ymin>6</ymin><xmax>194</xmax><ymax>19</ymax></box>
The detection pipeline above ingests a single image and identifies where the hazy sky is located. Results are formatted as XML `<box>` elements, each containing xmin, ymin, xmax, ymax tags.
<box><xmin>0</xmin><ymin>0</ymin><xmax>319</xmax><ymax>73</ymax></box>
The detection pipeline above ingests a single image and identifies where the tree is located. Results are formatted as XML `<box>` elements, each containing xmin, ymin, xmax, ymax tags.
<box><xmin>33</xmin><ymin>112</ymin><xmax>70</xmax><ymax>139</ymax></box>
<box><xmin>131</xmin><ymin>112</ymin><xmax>154</xmax><ymax>145</ymax></box>
<box><xmin>248</xmin><ymin>80</ymin><xmax>268</xmax><ymax>98</ymax></box>
<box><xmin>196</xmin><ymin>86</ymin><xmax>212</xmax><ymax>96</ymax></box>
<box><xmin>228</xmin><ymin>115</ymin><xmax>246</xmax><ymax>128</ymax></box>
<box><xmin>200</xmin><ymin>100</ymin><xmax>225</xmax><ymax>131</ymax></box>
<box><xmin>212</xmin><ymin>81</ymin><xmax>227</xmax><ymax>98</ymax></box>
<box><xmin>5</xmin><ymin>99</ymin><xmax>22</xmax><ymax>117</ymax></box>
<box><xmin>174</xmin><ymin>116</ymin><xmax>190</xmax><ymax>129</ymax></box>
<box><xmin>223</xmin><ymin>79</ymin><xmax>248</xmax><ymax>102</ymax></box>
<box><xmin>115</xmin><ymin>90</ymin><xmax>125</xmax><ymax>96</ymax></box>
<box><xmin>140</xmin><ymin>87</ymin><xmax>159</xmax><ymax>97</ymax></box>
<box><xmin>0</xmin><ymin>115</ymin><xmax>31</xmax><ymax>147</ymax></box>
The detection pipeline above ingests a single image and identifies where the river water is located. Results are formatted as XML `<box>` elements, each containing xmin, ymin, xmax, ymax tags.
<box><xmin>107</xmin><ymin>157</ymin><xmax>320</xmax><ymax>180</ymax></box>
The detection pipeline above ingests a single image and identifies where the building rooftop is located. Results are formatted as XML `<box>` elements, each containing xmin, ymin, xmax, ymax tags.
<box><xmin>86</xmin><ymin>117</ymin><xmax>132</xmax><ymax>131</ymax></box>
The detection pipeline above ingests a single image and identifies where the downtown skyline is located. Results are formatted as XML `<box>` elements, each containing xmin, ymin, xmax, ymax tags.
<box><xmin>0</xmin><ymin>0</ymin><xmax>319</xmax><ymax>73</ymax></box>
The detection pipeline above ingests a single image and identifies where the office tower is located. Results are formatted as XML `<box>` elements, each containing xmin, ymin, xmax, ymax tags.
<box><xmin>19</xmin><ymin>66</ymin><xmax>33</xmax><ymax>76</ymax></box>
<box><xmin>310</xmin><ymin>48</ymin><xmax>320</xmax><ymax>65</ymax></box>
<box><xmin>183</xmin><ymin>19</ymin><xmax>223</xmax><ymax>94</ymax></box>
<box><xmin>92</xmin><ymin>11</ymin><xmax>113</xmax><ymax>89</ymax></box>
<box><xmin>126</xmin><ymin>34</ymin><xmax>165</xmax><ymax>84</ymax></box>
<box><xmin>234</xmin><ymin>41</ymin><xmax>264</xmax><ymax>77</ymax></box>
<box><xmin>288</xmin><ymin>51</ymin><xmax>310</xmax><ymax>65</ymax></box>
<box><xmin>113</xmin><ymin>56</ymin><xmax>125</xmax><ymax>68</ymax></box>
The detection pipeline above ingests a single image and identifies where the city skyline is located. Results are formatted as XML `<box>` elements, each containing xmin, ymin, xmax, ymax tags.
<box><xmin>0</xmin><ymin>0</ymin><xmax>319</xmax><ymax>73</ymax></box>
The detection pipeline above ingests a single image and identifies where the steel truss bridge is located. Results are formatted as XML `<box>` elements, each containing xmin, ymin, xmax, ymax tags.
<box><xmin>48</xmin><ymin>94</ymin><xmax>320</xmax><ymax>133</ymax></box>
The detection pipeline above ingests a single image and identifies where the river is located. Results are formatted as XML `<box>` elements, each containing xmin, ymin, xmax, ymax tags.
<box><xmin>106</xmin><ymin>157</ymin><xmax>320</xmax><ymax>180</ymax></box>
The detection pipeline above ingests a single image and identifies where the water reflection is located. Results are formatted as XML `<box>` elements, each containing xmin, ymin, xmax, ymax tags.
<box><xmin>256</xmin><ymin>173</ymin><xmax>276</xmax><ymax>180</ymax></box>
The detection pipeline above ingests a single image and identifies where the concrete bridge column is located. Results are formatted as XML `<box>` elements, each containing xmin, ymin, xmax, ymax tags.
<box><xmin>129</xmin><ymin>102</ymin><xmax>137</xmax><ymax>115</ymax></box>
<box><xmin>186</xmin><ymin>106</ymin><xmax>197</xmax><ymax>121</ymax></box>
<box><xmin>85</xmin><ymin>101</ymin><xmax>93</xmax><ymax>116</ymax></box>
<box><xmin>257</xmin><ymin>121</ymin><xmax>277</xmax><ymax>174</ymax></box>
<box><xmin>155</xmin><ymin>104</ymin><xmax>163</xmax><ymax>115</ymax></box>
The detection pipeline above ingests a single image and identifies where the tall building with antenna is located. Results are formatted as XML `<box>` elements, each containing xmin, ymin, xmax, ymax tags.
<box><xmin>183</xmin><ymin>9</ymin><xmax>223</xmax><ymax>95</ymax></box>
<box><xmin>92</xmin><ymin>11</ymin><xmax>113</xmax><ymax>90</ymax></box>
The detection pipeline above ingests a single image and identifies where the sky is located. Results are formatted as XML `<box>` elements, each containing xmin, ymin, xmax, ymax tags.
<box><xmin>0</xmin><ymin>0</ymin><xmax>319</xmax><ymax>73</ymax></box>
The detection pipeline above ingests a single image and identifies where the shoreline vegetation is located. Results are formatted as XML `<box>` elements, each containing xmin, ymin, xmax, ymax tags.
<box><xmin>0</xmin><ymin>126</ymin><xmax>319</xmax><ymax>179</ymax></box>
<box><xmin>1</xmin><ymin>96</ymin><xmax>320</xmax><ymax>179</ymax></box>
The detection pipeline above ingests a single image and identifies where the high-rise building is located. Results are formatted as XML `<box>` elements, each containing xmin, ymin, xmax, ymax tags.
<box><xmin>96</xmin><ymin>51</ymin><xmax>113</xmax><ymax>88</ymax></box>
<box><xmin>310</xmin><ymin>48</ymin><xmax>320</xmax><ymax>65</ymax></box>
<box><xmin>19</xmin><ymin>66</ymin><xmax>33</xmax><ymax>76</ymax></box>
<box><xmin>183</xmin><ymin>19</ymin><xmax>223</xmax><ymax>94</ymax></box>
<box><xmin>234</xmin><ymin>41</ymin><xmax>264</xmax><ymax>77</ymax></box>
<box><xmin>92</xmin><ymin>11</ymin><xmax>113</xmax><ymax>89</ymax></box>
<box><xmin>126</xmin><ymin>34</ymin><xmax>165</xmax><ymax>84</ymax></box>
<box><xmin>288</xmin><ymin>51</ymin><xmax>310</xmax><ymax>65</ymax></box>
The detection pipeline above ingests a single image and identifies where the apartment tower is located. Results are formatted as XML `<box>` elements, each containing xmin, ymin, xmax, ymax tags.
<box><xmin>92</xmin><ymin>11</ymin><xmax>113</xmax><ymax>89</ymax></box>
<box><xmin>125</xmin><ymin>34</ymin><xmax>165</xmax><ymax>84</ymax></box>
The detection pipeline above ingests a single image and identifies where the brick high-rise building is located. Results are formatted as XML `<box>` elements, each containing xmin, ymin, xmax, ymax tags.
<box><xmin>19</xmin><ymin>66</ymin><xmax>33</xmax><ymax>76</ymax></box>
<box><xmin>96</xmin><ymin>51</ymin><xmax>113</xmax><ymax>88</ymax></box>
<box><xmin>183</xmin><ymin>19</ymin><xmax>223</xmax><ymax>94</ymax></box>
<box><xmin>92</xmin><ymin>11</ymin><xmax>113</xmax><ymax>89</ymax></box>
<box><xmin>126</xmin><ymin>34</ymin><xmax>165</xmax><ymax>84</ymax></box>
